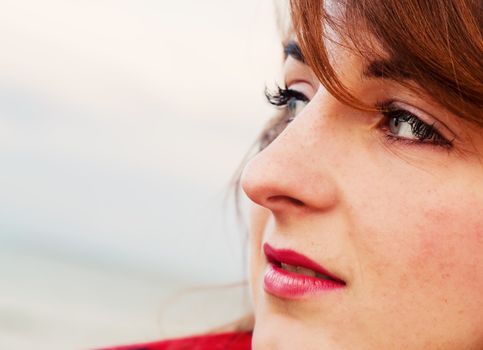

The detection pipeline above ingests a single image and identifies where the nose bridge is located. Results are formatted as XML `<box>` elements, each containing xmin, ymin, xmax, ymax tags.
<box><xmin>241</xmin><ymin>94</ymin><xmax>342</xmax><ymax>213</ymax></box>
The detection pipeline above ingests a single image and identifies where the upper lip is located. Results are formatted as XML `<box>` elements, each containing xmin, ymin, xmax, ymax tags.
<box><xmin>263</xmin><ymin>242</ymin><xmax>345</xmax><ymax>284</ymax></box>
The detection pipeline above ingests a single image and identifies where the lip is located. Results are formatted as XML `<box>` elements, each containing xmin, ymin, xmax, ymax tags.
<box><xmin>263</xmin><ymin>242</ymin><xmax>345</xmax><ymax>299</ymax></box>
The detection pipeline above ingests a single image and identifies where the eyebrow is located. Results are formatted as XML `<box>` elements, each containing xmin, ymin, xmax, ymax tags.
<box><xmin>283</xmin><ymin>41</ymin><xmax>305</xmax><ymax>63</ymax></box>
<box><xmin>283</xmin><ymin>40</ymin><xmax>413</xmax><ymax>83</ymax></box>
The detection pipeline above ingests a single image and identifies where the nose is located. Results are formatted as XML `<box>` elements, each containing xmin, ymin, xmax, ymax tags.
<box><xmin>241</xmin><ymin>99</ymin><xmax>340</xmax><ymax>215</ymax></box>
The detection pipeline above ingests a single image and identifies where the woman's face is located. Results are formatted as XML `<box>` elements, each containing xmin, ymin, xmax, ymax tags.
<box><xmin>241</xmin><ymin>33</ymin><xmax>483</xmax><ymax>349</ymax></box>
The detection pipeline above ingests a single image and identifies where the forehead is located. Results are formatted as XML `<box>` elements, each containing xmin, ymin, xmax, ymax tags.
<box><xmin>274</xmin><ymin>1</ymin><xmax>294</xmax><ymax>42</ymax></box>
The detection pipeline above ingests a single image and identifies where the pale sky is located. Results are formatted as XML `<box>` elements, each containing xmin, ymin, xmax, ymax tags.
<box><xmin>0</xmin><ymin>1</ymin><xmax>284</xmax><ymax>348</ymax></box>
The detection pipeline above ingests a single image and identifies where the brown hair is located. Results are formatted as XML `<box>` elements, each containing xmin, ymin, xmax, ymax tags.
<box><xmin>289</xmin><ymin>0</ymin><xmax>482</xmax><ymax>125</ymax></box>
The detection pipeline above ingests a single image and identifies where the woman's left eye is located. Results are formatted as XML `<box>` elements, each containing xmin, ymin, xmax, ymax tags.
<box><xmin>286</xmin><ymin>97</ymin><xmax>307</xmax><ymax>121</ymax></box>
<box><xmin>265</xmin><ymin>85</ymin><xmax>309</xmax><ymax>121</ymax></box>
<box><xmin>380</xmin><ymin>105</ymin><xmax>452</xmax><ymax>147</ymax></box>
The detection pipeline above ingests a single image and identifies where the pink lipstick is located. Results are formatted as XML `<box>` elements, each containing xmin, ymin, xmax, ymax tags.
<box><xmin>263</xmin><ymin>243</ymin><xmax>345</xmax><ymax>299</ymax></box>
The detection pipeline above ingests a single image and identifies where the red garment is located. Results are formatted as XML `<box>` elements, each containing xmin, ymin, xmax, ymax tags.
<box><xmin>100</xmin><ymin>331</ymin><xmax>252</xmax><ymax>350</ymax></box>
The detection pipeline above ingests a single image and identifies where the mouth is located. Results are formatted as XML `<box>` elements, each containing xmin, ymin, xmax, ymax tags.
<box><xmin>263</xmin><ymin>243</ymin><xmax>345</xmax><ymax>299</ymax></box>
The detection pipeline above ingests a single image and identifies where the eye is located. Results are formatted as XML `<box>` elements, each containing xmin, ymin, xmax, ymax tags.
<box><xmin>379</xmin><ymin>103</ymin><xmax>452</xmax><ymax>147</ymax></box>
<box><xmin>258</xmin><ymin>85</ymin><xmax>310</xmax><ymax>150</ymax></box>
<box><xmin>265</xmin><ymin>85</ymin><xmax>309</xmax><ymax>122</ymax></box>
<box><xmin>286</xmin><ymin>96</ymin><xmax>308</xmax><ymax>121</ymax></box>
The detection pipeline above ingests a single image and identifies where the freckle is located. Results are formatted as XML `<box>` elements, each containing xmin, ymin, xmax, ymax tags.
<box><xmin>441</xmin><ymin>272</ymin><xmax>451</xmax><ymax>280</ymax></box>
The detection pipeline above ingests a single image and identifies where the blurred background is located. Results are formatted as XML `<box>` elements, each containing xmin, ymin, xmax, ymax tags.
<box><xmin>0</xmin><ymin>1</ymin><xmax>283</xmax><ymax>348</ymax></box>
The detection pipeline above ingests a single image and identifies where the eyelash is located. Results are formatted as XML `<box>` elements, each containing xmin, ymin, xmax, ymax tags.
<box><xmin>264</xmin><ymin>86</ymin><xmax>453</xmax><ymax>149</ymax></box>
<box><xmin>265</xmin><ymin>85</ymin><xmax>308</xmax><ymax>122</ymax></box>
<box><xmin>377</xmin><ymin>102</ymin><xmax>452</xmax><ymax>148</ymax></box>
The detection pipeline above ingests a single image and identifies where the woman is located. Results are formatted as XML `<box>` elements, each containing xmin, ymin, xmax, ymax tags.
<box><xmin>106</xmin><ymin>0</ymin><xmax>482</xmax><ymax>348</ymax></box>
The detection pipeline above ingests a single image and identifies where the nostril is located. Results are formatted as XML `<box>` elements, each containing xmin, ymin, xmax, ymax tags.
<box><xmin>267</xmin><ymin>195</ymin><xmax>305</xmax><ymax>207</ymax></box>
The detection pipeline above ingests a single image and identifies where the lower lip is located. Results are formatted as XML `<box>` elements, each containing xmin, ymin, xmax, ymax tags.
<box><xmin>263</xmin><ymin>264</ymin><xmax>345</xmax><ymax>299</ymax></box>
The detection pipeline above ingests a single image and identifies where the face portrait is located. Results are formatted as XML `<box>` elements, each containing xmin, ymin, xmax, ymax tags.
<box><xmin>241</xmin><ymin>1</ymin><xmax>483</xmax><ymax>349</ymax></box>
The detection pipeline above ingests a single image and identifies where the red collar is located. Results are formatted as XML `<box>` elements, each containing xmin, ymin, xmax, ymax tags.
<box><xmin>100</xmin><ymin>331</ymin><xmax>252</xmax><ymax>350</ymax></box>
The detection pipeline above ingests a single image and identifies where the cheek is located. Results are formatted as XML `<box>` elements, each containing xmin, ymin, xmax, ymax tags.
<box><xmin>409</xmin><ymin>196</ymin><xmax>483</xmax><ymax>288</ymax></box>
<box><xmin>342</xmin><ymin>171</ymin><xmax>483</xmax><ymax>346</ymax></box>
<box><xmin>407</xmin><ymin>193</ymin><xmax>480</xmax><ymax>281</ymax></box>
<box><xmin>353</xmin><ymin>177</ymin><xmax>483</xmax><ymax>316</ymax></box>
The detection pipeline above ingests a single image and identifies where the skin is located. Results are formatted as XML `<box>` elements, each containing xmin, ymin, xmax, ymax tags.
<box><xmin>240</xmin><ymin>29</ymin><xmax>483</xmax><ymax>350</ymax></box>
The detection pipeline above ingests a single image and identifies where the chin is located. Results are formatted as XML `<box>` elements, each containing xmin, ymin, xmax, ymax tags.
<box><xmin>251</xmin><ymin>311</ymin><xmax>344</xmax><ymax>350</ymax></box>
